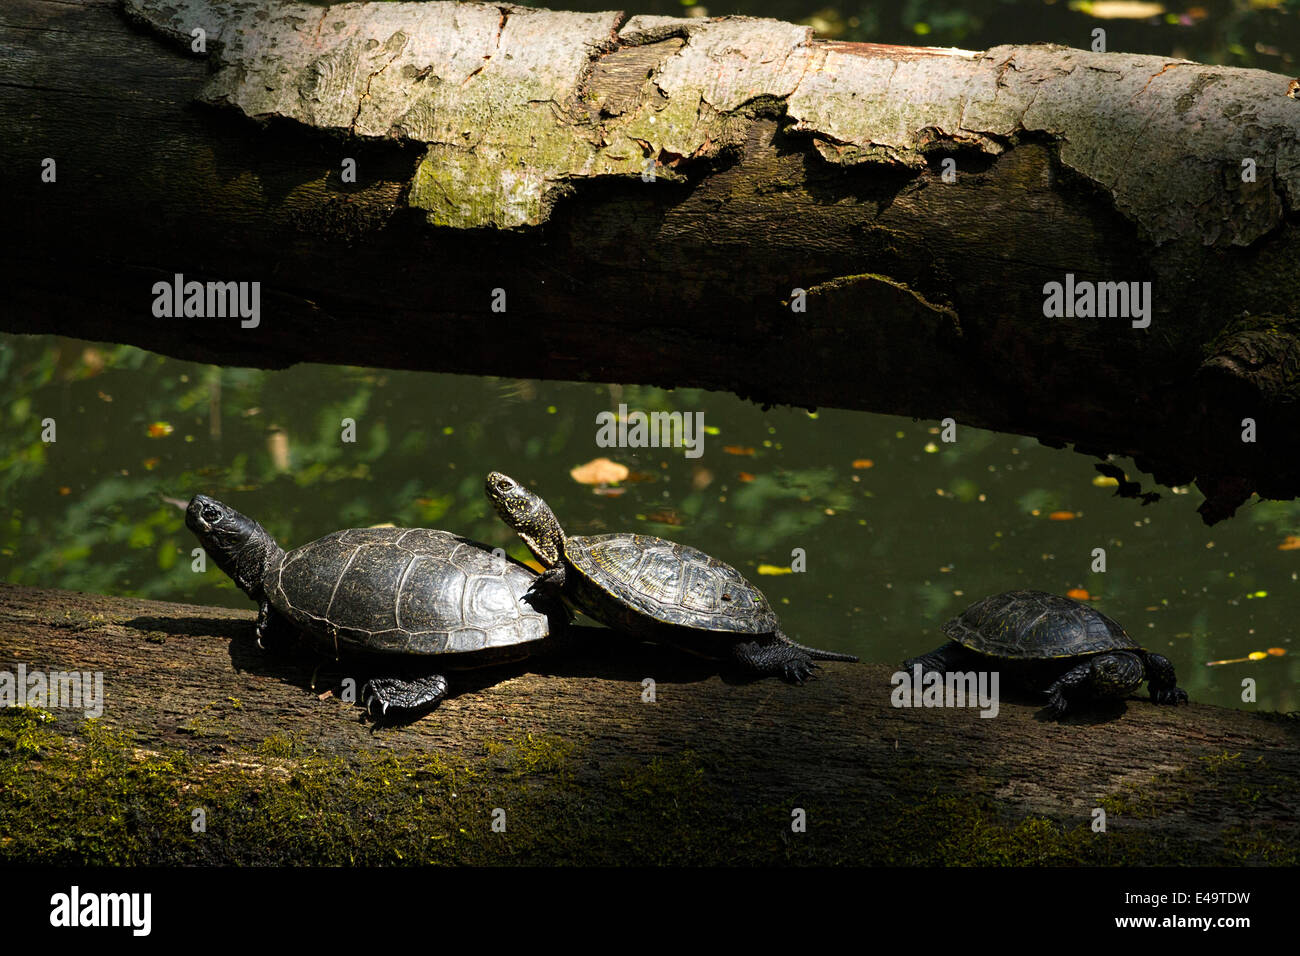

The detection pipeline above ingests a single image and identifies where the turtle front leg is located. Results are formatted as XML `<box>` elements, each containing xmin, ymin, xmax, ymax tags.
<box><xmin>1043</xmin><ymin>652</ymin><xmax>1144</xmax><ymax>716</ymax></box>
<box><xmin>362</xmin><ymin>674</ymin><xmax>450</xmax><ymax>722</ymax></box>
<box><xmin>525</xmin><ymin>563</ymin><xmax>567</xmax><ymax>604</ymax></box>
<box><xmin>733</xmin><ymin>639</ymin><xmax>816</xmax><ymax>684</ymax></box>
<box><xmin>1141</xmin><ymin>651</ymin><xmax>1189</xmax><ymax>706</ymax></box>
<box><xmin>255</xmin><ymin>601</ymin><xmax>297</xmax><ymax>653</ymax></box>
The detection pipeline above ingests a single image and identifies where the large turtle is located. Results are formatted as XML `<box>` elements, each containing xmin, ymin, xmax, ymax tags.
<box><xmin>185</xmin><ymin>495</ymin><xmax>565</xmax><ymax>719</ymax></box>
<box><xmin>484</xmin><ymin>472</ymin><xmax>857</xmax><ymax>682</ymax></box>
<box><xmin>905</xmin><ymin>589</ymin><xmax>1188</xmax><ymax>716</ymax></box>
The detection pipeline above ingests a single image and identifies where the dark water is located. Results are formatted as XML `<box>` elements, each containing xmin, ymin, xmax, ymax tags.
<box><xmin>2</xmin><ymin>337</ymin><xmax>1296</xmax><ymax>712</ymax></box>
<box><xmin>544</xmin><ymin>0</ymin><xmax>1298</xmax><ymax>74</ymax></box>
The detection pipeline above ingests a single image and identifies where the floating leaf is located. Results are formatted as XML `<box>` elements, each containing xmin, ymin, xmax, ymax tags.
<box><xmin>570</xmin><ymin>457</ymin><xmax>629</xmax><ymax>485</ymax></box>
<box><xmin>757</xmin><ymin>564</ymin><xmax>794</xmax><ymax>575</ymax></box>
<box><xmin>1092</xmin><ymin>475</ymin><xmax>1119</xmax><ymax>487</ymax></box>
<box><xmin>1066</xmin><ymin>588</ymin><xmax>1091</xmax><ymax>600</ymax></box>
<box><xmin>1048</xmin><ymin>511</ymin><xmax>1077</xmax><ymax>521</ymax></box>
<box><xmin>642</xmin><ymin>510</ymin><xmax>682</xmax><ymax>526</ymax></box>
<box><xmin>1278</xmin><ymin>535</ymin><xmax>1300</xmax><ymax>550</ymax></box>
<box><xmin>146</xmin><ymin>421</ymin><xmax>174</xmax><ymax>438</ymax></box>
<box><xmin>723</xmin><ymin>445</ymin><xmax>755</xmax><ymax>456</ymax></box>
<box><xmin>852</xmin><ymin>459</ymin><xmax>874</xmax><ymax>469</ymax></box>
<box><xmin>1208</xmin><ymin>649</ymin><xmax>1281</xmax><ymax>665</ymax></box>
<box><xmin>1070</xmin><ymin>0</ymin><xmax>1166</xmax><ymax>18</ymax></box>
<box><xmin>737</xmin><ymin>472</ymin><xmax>756</xmax><ymax>483</ymax></box>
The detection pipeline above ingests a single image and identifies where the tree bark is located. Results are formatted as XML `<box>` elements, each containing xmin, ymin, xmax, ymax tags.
<box><xmin>1</xmin><ymin>583</ymin><xmax>1296</xmax><ymax>864</ymax></box>
<box><xmin>4</xmin><ymin>0</ymin><xmax>1300</xmax><ymax>521</ymax></box>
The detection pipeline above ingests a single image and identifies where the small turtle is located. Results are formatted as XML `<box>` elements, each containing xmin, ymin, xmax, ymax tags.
<box><xmin>186</xmin><ymin>495</ymin><xmax>565</xmax><ymax>719</ymax></box>
<box><xmin>905</xmin><ymin>589</ymin><xmax>1188</xmax><ymax>717</ymax></box>
<box><xmin>484</xmin><ymin>472</ymin><xmax>857</xmax><ymax>682</ymax></box>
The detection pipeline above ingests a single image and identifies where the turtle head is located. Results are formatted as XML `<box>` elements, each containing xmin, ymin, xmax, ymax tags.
<box><xmin>186</xmin><ymin>495</ymin><xmax>282</xmax><ymax>600</ymax></box>
<box><xmin>485</xmin><ymin>472</ymin><xmax>564</xmax><ymax>569</ymax></box>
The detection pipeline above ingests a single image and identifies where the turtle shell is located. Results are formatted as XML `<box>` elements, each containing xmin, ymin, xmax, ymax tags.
<box><xmin>264</xmin><ymin>527</ymin><xmax>554</xmax><ymax>656</ymax></box>
<box><xmin>942</xmin><ymin>589</ymin><xmax>1137</xmax><ymax>660</ymax></box>
<box><xmin>564</xmin><ymin>533</ymin><xmax>779</xmax><ymax>635</ymax></box>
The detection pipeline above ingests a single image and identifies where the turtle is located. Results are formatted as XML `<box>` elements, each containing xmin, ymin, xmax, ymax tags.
<box><xmin>904</xmin><ymin>589</ymin><xmax>1188</xmax><ymax>717</ymax></box>
<box><xmin>484</xmin><ymin>472</ymin><xmax>858</xmax><ymax>682</ymax></box>
<box><xmin>185</xmin><ymin>494</ymin><xmax>566</xmax><ymax>719</ymax></box>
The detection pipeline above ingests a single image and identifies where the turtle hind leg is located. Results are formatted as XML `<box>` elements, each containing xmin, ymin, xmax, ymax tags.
<box><xmin>774</xmin><ymin>630</ymin><xmax>858</xmax><ymax>663</ymax></box>
<box><xmin>1141</xmin><ymin>651</ymin><xmax>1189</xmax><ymax>706</ymax></box>
<box><xmin>362</xmin><ymin>674</ymin><xmax>450</xmax><ymax>722</ymax></box>
<box><xmin>1041</xmin><ymin>661</ymin><xmax>1095</xmax><ymax>717</ymax></box>
<box><xmin>733</xmin><ymin>639</ymin><xmax>817</xmax><ymax>684</ymax></box>
<box><xmin>903</xmin><ymin>640</ymin><xmax>971</xmax><ymax>675</ymax></box>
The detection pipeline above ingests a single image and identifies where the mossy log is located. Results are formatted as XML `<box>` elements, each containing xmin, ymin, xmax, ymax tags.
<box><xmin>1</xmin><ymin>583</ymin><xmax>1295</xmax><ymax>865</ymax></box>
<box><xmin>4</xmin><ymin>1</ymin><xmax>1300</xmax><ymax>521</ymax></box>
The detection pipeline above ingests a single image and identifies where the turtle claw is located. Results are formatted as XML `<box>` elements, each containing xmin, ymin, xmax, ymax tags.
<box><xmin>361</xmin><ymin>675</ymin><xmax>448</xmax><ymax>723</ymax></box>
<box><xmin>1152</xmin><ymin>686</ymin><xmax>1188</xmax><ymax>706</ymax></box>
<box><xmin>361</xmin><ymin>683</ymin><xmax>388</xmax><ymax>721</ymax></box>
<box><xmin>1043</xmin><ymin>690</ymin><xmax>1069</xmax><ymax>718</ymax></box>
<box><xmin>776</xmin><ymin>655</ymin><xmax>818</xmax><ymax>684</ymax></box>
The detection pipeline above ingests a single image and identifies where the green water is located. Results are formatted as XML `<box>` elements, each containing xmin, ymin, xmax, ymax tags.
<box><xmin>1</xmin><ymin>336</ymin><xmax>1296</xmax><ymax>712</ymax></box>
<box><xmin>550</xmin><ymin>0</ymin><xmax>1298</xmax><ymax>74</ymax></box>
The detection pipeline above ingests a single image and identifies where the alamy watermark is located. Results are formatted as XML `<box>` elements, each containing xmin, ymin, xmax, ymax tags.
<box><xmin>1</xmin><ymin>664</ymin><xmax>104</xmax><ymax>718</ymax></box>
<box><xmin>49</xmin><ymin>886</ymin><xmax>150</xmax><ymax>936</ymax></box>
<box><xmin>1042</xmin><ymin>273</ymin><xmax>1151</xmax><ymax>329</ymax></box>
<box><xmin>596</xmin><ymin>404</ymin><xmax>705</xmax><ymax>459</ymax></box>
<box><xmin>151</xmin><ymin>273</ymin><xmax>260</xmax><ymax>328</ymax></box>
<box><xmin>890</xmin><ymin>664</ymin><xmax>999</xmax><ymax>718</ymax></box>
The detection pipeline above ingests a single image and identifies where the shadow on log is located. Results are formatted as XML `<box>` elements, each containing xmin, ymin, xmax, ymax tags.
<box><xmin>1</xmin><ymin>584</ymin><xmax>1296</xmax><ymax>865</ymax></box>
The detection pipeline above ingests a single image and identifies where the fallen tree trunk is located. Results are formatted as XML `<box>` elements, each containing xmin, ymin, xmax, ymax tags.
<box><xmin>3</xmin><ymin>0</ymin><xmax>1300</xmax><ymax>521</ymax></box>
<box><xmin>1</xmin><ymin>583</ymin><xmax>1295</xmax><ymax>865</ymax></box>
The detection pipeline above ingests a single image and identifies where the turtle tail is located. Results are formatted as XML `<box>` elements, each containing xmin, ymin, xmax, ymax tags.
<box><xmin>776</xmin><ymin>631</ymin><xmax>859</xmax><ymax>663</ymax></box>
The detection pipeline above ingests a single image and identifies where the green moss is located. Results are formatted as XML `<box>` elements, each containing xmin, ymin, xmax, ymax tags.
<box><xmin>257</xmin><ymin>732</ymin><xmax>299</xmax><ymax>759</ymax></box>
<box><xmin>0</xmin><ymin>721</ymin><xmax>1292</xmax><ymax>865</ymax></box>
<box><xmin>1220</xmin><ymin>825</ymin><xmax>1298</xmax><ymax>865</ymax></box>
<box><xmin>1095</xmin><ymin>750</ymin><xmax>1296</xmax><ymax>864</ymax></box>
<box><xmin>0</xmin><ymin>706</ymin><xmax>57</xmax><ymax>757</ymax></box>
<box><xmin>483</xmin><ymin>733</ymin><xmax>574</xmax><ymax>778</ymax></box>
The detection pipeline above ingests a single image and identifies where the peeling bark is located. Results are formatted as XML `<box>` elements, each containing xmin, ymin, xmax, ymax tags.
<box><xmin>122</xmin><ymin>0</ymin><xmax>1300</xmax><ymax>241</ymax></box>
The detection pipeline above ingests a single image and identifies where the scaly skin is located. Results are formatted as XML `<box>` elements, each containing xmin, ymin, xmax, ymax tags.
<box><xmin>1042</xmin><ymin>651</ymin><xmax>1144</xmax><ymax>716</ymax></box>
<box><xmin>1143</xmin><ymin>651</ymin><xmax>1190</xmax><ymax>706</ymax></box>
<box><xmin>362</xmin><ymin>675</ymin><xmax>450</xmax><ymax>721</ymax></box>
<box><xmin>733</xmin><ymin>639</ymin><xmax>817</xmax><ymax>683</ymax></box>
